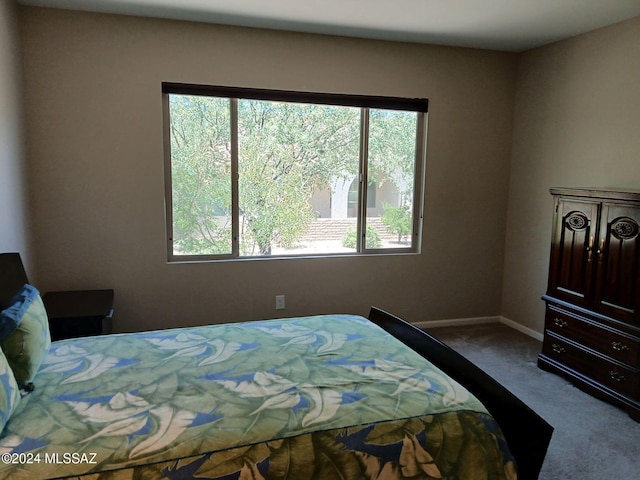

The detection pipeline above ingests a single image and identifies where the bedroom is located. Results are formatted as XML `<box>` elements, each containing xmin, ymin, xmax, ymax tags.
<box><xmin>0</xmin><ymin>0</ymin><xmax>639</xmax><ymax>478</ymax></box>
<box><xmin>1</xmin><ymin>0</ymin><xmax>637</xmax><ymax>336</ymax></box>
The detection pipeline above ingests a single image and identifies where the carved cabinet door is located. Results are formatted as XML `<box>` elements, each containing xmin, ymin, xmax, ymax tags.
<box><xmin>594</xmin><ymin>203</ymin><xmax>640</xmax><ymax>325</ymax></box>
<box><xmin>547</xmin><ymin>197</ymin><xmax>600</xmax><ymax>308</ymax></box>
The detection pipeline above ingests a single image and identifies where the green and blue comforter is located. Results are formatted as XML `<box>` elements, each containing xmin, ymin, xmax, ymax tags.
<box><xmin>0</xmin><ymin>314</ymin><xmax>516</xmax><ymax>479</ymax></box>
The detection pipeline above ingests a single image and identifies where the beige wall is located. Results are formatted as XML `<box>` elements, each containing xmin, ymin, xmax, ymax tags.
<box><xmin>0</xmin><ymin>0</ymin><xmax>31</xmax><ymax>273</ymax></box>
<box><xmin>20</xmin><ymin>7</ymin><xmax>516</xmax><ymax>332</ymax></box>
<box><xmin>502</xmin><ymin>16</ymin><xmax>640</xmax><ymax>333</ymax></box>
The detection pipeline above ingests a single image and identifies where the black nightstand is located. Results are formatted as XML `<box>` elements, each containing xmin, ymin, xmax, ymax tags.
<box><xmin>43</xmin><ymin>289</ymin><xmax>114</xmax><ymax>341</ymax></box>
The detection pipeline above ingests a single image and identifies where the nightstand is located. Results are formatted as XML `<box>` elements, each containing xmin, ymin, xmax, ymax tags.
<box><xmin>43</xmin><ymin>289</ymin><xmax>114</xmax><ymax>341</ymax></box>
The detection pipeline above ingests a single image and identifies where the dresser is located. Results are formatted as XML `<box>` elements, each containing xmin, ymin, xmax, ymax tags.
<box><xmin>538</xmin><ymin>188</ymin><xmax>640</xmax><ymax>421</ymax></box>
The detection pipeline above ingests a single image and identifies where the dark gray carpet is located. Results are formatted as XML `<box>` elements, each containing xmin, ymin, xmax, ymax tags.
<box><xmin>426</xmin><ymin>323</ymin><xmax>640</xmax><ymax>480</ymax></box>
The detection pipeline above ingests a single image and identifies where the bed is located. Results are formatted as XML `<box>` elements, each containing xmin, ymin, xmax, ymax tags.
<box><xmin>0</xmin><ymin>253</ymin><xmax>552</xmax><ymax>480</ymax></box>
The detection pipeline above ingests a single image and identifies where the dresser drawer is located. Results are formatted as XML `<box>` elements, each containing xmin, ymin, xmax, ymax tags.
<box><xmin>542</xmin><ymin>333</ymin><xmax>640</xmax><ymax>400</ymax></box>
<box><xmin>545</xmin><ymin>306</ymin><xmax>640</xmax><ymax>367</ymax></box>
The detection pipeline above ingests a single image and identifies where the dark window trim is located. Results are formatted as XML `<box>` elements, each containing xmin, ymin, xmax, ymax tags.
<box><xmin>162</xmin><ymin>82</ymin><xmax>429</xmax><ymax>113</ymax></box>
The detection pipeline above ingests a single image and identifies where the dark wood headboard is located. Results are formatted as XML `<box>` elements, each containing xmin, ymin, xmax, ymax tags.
<box><xmin>0</xmin><ymin>253</ymin><xmax>29</xmax><ymax>310</ymax></box>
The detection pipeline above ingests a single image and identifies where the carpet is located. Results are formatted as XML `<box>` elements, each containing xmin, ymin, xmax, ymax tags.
<box><xmin>426</xmin><ymin>323</ymin><xmax>640</xmax><ymax>480</ymax></box>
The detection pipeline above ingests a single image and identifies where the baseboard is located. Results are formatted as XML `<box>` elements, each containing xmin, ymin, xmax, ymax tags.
<box><xmin>499</xmin><ymin>316</ymin><xmax>544</xmax><ymax>342</ymax></box>
<box><xmin>414</xmin><ymin>316</ymin><xmax>500</xmax><ymax>330</ymax></box>
<box><xmin>413</xmin><ymin>315</ymin><xmax>544</xmax><ymax>342</ymax></box>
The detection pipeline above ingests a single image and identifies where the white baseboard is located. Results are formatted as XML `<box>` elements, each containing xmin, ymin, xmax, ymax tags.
<box><xmin>414</xmin><ymin>316</ymin><xmax>500</xmax><ymax>330</ymax></box>
<box><xmin>499</xmin><ymin>316</ymin><xmax>544</xmax><ymax>342</ymax></box>
<box><xmin>413</xmin><ymin>315</ymin><xmax>544</xmax><ymax>342</ymax></box>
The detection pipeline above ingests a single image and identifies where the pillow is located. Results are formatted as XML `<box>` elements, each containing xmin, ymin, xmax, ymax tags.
<box><xmin>0</xmin><ymin>284</ymin><xmax>52</xmax><ymax>388</ymax></box>
<box><xmin>0</xmin><ymin>346</ymin><xmax>20</xmax><ymax>433</ymax></box>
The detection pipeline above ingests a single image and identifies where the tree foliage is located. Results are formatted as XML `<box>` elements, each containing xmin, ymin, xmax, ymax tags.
<box><xmin>169</xmin><ymin>95</ymin><xmax>232</xmax><ymax>255</ymax></box>
<box><xmin>368</xmin><ymin>109</ymin><xmax>417</xmax><ymax>197</ymax></box>
<box><xmin>168</xmin><ymin>94</ymin><xmax>418</xmax><ymax>256</ymax></box>
<box><xmin>237</xmin><ymin>100</ymin><xmax>359</xmax><ymax>255</ymax></box>
<box><xmin>381</xmin><ymin>202</ymin><xmax>412</xmax><ymax>242</ymax></box>
<box><xmin>342</xmin><ymin>225</ymin><xmax>382</xmax><ymax>249</ymax></box>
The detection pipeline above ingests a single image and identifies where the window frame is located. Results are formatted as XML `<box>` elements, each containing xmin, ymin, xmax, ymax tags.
<box><xmin>162</xmin><ymin>82</ymin><xmax>428</xmax><ymax>262</ymax></box>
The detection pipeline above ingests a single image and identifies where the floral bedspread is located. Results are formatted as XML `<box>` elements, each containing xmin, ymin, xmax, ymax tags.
<box><xmin>0</xmin><ymin>314</ymin><xmax>516</xmax><ymax>479</ymax></box>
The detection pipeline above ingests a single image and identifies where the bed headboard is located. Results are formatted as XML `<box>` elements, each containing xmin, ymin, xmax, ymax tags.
<box><xmin>0</xmin><ymin>253</ymin><xmax>29</xmax><ymax>310</ymax></box>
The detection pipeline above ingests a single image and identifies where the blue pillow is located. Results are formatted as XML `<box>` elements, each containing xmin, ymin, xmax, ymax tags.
<box><xmin>0</xmin><ymin>284</ymin><xmax>40</xmax><ymax>340</ymax></box>
<box><xmin>0</xmin><ymin>346</ymin><xmax>20</xmax><ymax>433</ymax></box>
<box><xmin>0</xmin><ymin>284</ymin><xmax>52</xmax><ymax>387</ymax></box>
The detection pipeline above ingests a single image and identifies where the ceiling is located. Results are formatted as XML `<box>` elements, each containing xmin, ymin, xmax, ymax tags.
<box><xmin>17</xmin><ymin>0</ymin><xmax>640</xmax><ymax>52</ymax></box>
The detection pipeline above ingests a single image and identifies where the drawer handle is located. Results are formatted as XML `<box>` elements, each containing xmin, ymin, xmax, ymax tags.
<box><xmin>612</xmin><ymin>342</ymin><xmax>630</xmax><ymax>352</ymax></box>
<box><xmin>609</xmin><ymin>370</ymin><xmax>626</xmax><ymax>383</ymax></box>
<box><xmin>553</xmin><ymin>318</ymin><xmax>568</xmax><ymax>328</ymax></box>
<box><xmin>552</xmin><ymin>344</ymin><xmax>566</xmax><ymax>354</ymax></box>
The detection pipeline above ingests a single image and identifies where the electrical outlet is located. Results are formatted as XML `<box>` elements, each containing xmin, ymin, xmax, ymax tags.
<box><xmin>275</xmin><ymin>295</ymin><xmax>285</xmax><ymax>310</ymax></box>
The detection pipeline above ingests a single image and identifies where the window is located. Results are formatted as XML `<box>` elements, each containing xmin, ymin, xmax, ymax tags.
<box><xmin>163</xmin><ymin>83</ymin><xmax>427</xmax><ymax>261</ymax></box>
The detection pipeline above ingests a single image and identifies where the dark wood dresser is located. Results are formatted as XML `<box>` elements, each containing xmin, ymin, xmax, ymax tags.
<box><xmin>538</xmin><ymin>187</ymin><xmax>640</xmax><ymax>421</ymax></box>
